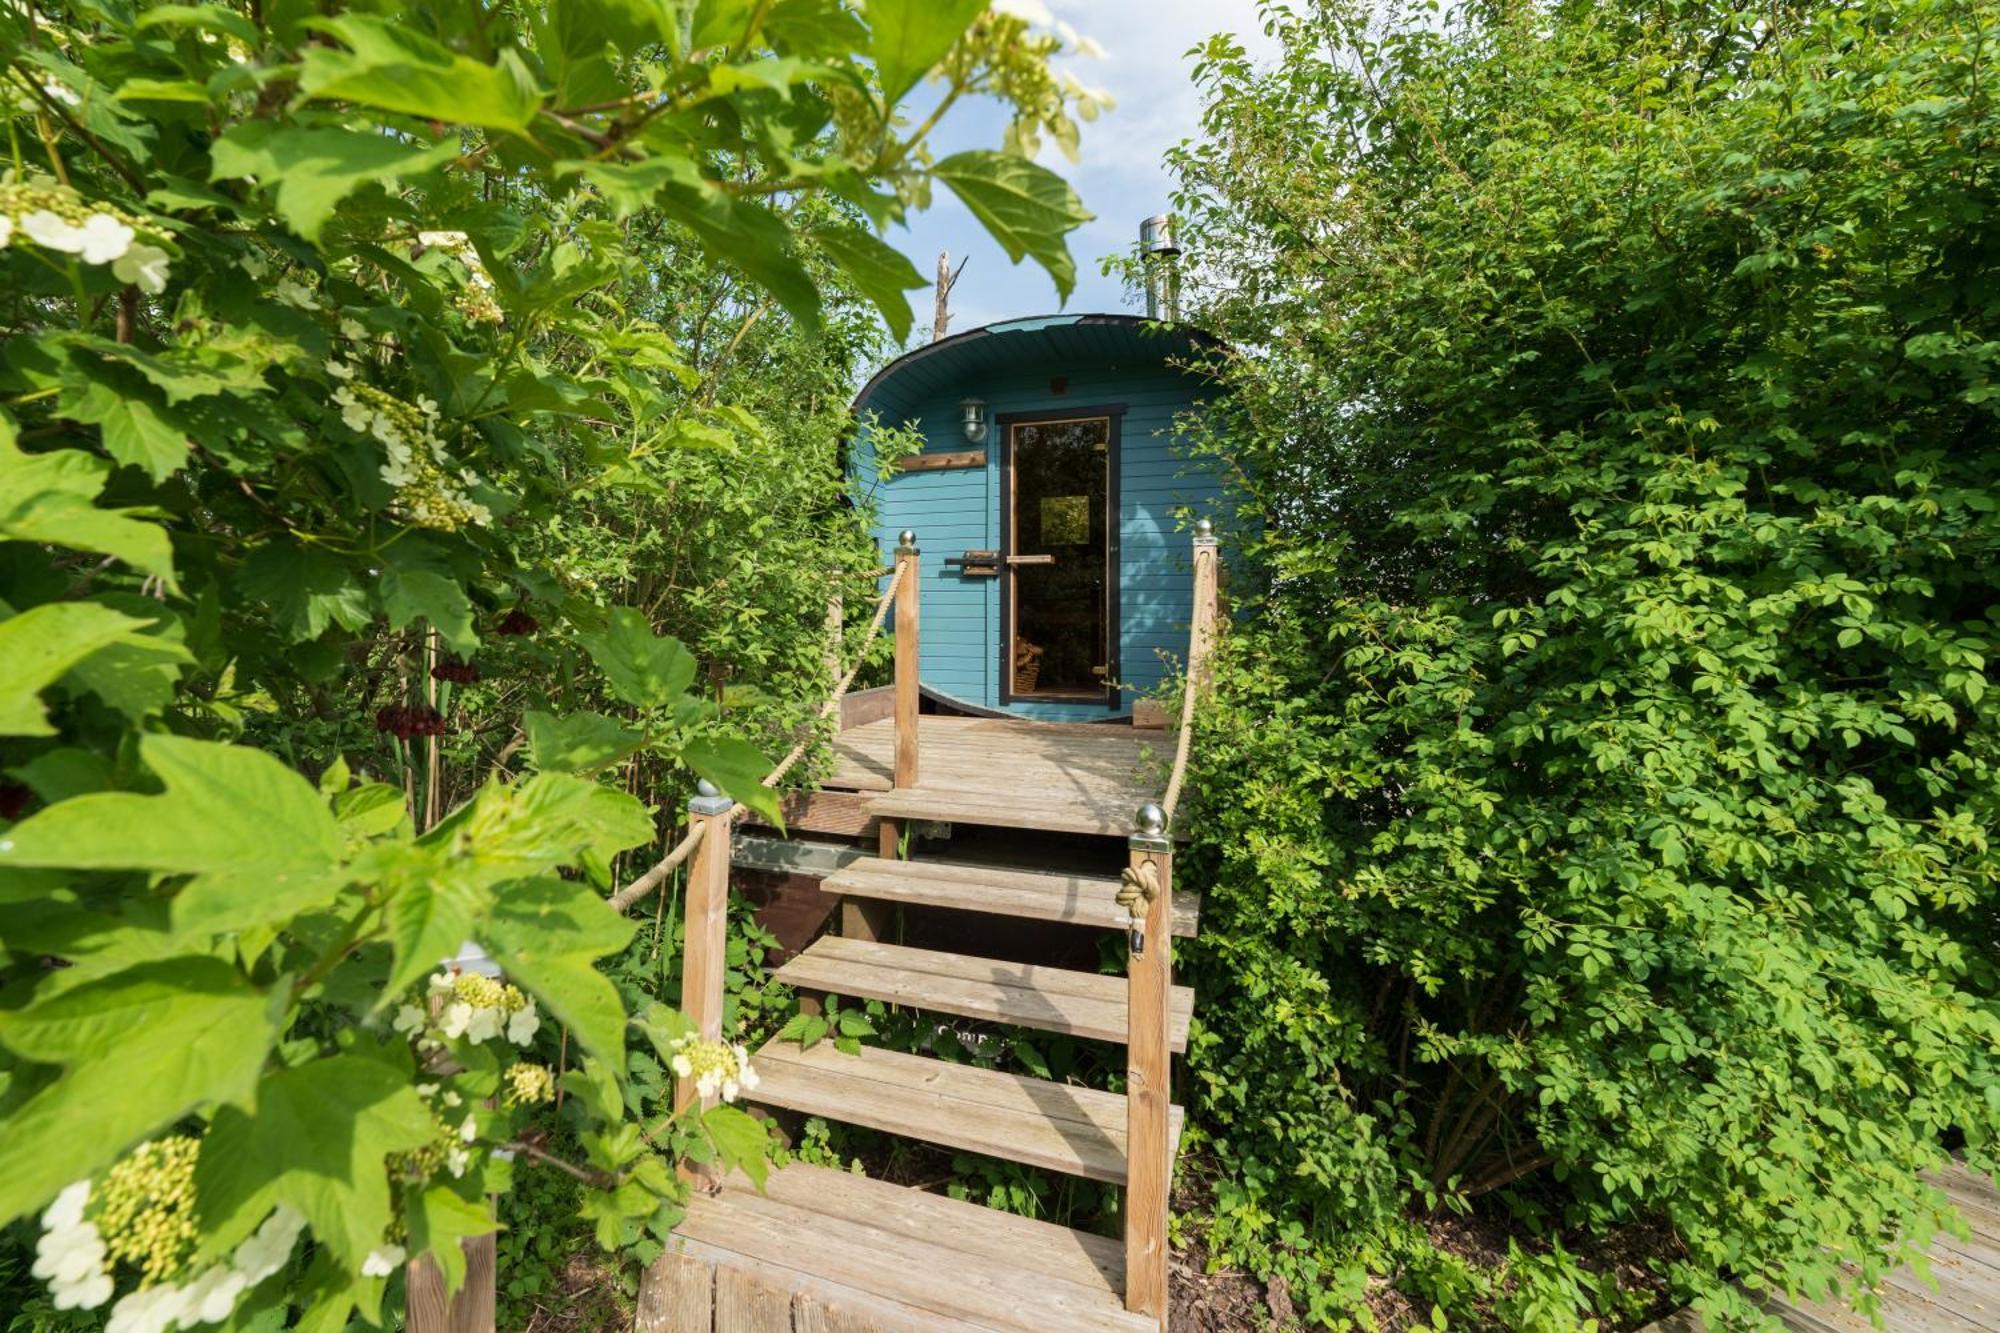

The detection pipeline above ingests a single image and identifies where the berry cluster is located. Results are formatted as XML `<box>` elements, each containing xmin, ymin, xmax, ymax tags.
<box><xmin>430</xmin><ymin>657</ymin><xmax>480</xmax><ymax>684</ymax></box>
<box><xmin>496</xmin><ymin>608</ymin><xmax>539</xmax><ymax>636</ymax></box>
<box><xmin>374</xmin><ymin>704</ymin><xmax>447</xmax><ymax>738</ymax></box>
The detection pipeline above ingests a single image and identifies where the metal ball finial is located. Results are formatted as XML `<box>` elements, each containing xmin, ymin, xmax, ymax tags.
<box><xmin>1135</xmin><ymin>802</ymin><xmax>1167</xmax><ymax>837</ymax></box>
<box><xmin>696</xmin><ymin>779</ymin><xmax>720</xmax><ymax>799</ymax></box>
<box><xmin>1194</xmin><ymin>517</ymin><xmax>1214</xmax><ymax>539</ymax></box>
<box><xmin>898</xmin><ymin>529</ymin><xmax>917</xmax><ymax>548</ymax></box>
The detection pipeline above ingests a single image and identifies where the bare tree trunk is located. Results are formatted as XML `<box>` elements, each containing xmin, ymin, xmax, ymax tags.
<box><xmin>932</xmin><ymin>250</ymin><xmax>951</xmax><ymax>342</ymax></box>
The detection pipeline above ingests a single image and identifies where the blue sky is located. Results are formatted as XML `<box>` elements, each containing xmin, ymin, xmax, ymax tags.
<box><xmin>893</xmin><ymin>1</ymin><xmax>1279</xmax><ymax>344</ymax></box>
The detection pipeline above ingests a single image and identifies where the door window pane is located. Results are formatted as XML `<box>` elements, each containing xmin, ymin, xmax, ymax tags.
<box><xmin>1010</xmin><ymin>418</ymin><xmax>1109</xmax><ymax>697</ymax></box>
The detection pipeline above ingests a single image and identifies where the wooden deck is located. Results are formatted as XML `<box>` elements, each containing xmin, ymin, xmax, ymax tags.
<box><xmin>826</xmin><ymin>716</ymin><xmax>1166</xmax><ymax>837</ymax></box>
<box><xmin>1644</xmin><ymin>1161</ymin><xmax>2000</xmax><ymax>1331</ymax></box>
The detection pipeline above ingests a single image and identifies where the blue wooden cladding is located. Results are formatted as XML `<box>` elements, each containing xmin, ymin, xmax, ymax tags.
<box><xmin>849</xmin><ymin>315</ymin><xmax>1233</xmax><ymax>721</ymax></box>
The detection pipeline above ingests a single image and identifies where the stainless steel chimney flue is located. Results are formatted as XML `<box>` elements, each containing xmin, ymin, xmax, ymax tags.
<box><xmin>1140</xmin><ymin>214</ymin><xmax>1181</xmax><ymax>322</ymax></box>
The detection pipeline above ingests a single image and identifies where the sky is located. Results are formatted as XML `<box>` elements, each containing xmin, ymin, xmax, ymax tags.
<box><xmin>894</xmin><ymin>1</ymin><xmax>1280</xmax><ymax>344</ymax></box>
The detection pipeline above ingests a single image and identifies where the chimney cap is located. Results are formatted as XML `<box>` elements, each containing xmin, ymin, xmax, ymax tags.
<box><xmin>1140</xmin><ymin>214</ymin><xmax>1180</xmax><ymax>256</ymax></box>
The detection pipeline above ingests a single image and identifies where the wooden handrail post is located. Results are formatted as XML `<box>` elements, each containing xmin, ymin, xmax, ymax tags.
<box><xmin>675</xmin><ymin>780</ymin><xmax>735</xmax><ymax>1119</ymax></box>
<box><xmin>893</xmin><ymin>530</ymin><xmax>920</xmax><ymax>790</ymax></box>
<box><xmin>640</xmin><ymin>784</ymin><xmax>731</xmax><ymax>1324</ymax></box>
<box><xmin>1124</xmin><ymin>803</ymin><xmax>1174</xmax><ymax>1328</ymax></box>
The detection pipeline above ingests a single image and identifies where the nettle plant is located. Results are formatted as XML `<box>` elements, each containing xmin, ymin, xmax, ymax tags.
<box><xmin>0</xmin><ymin>0</ymin><xmax>1095</xmax><ymax>1327</ymax></box>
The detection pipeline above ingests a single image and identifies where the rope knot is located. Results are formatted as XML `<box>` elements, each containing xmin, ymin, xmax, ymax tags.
<box><xmin>1117</xmin><ymin>861</ymin><xmax>1161</xmax><ymax>912</ymax></box>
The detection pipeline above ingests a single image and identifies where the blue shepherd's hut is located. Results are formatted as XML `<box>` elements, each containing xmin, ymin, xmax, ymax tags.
<box><xmin>848</xmin><ymin>223</ymin><xmax>1233</xmax><ymax>721</ymax></box>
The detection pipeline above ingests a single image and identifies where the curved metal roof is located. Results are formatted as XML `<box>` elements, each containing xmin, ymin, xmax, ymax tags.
<box><xmin>852</xmin><ymin>313</ymin><xmax>1222</xmax><ymax>419</ymax></box>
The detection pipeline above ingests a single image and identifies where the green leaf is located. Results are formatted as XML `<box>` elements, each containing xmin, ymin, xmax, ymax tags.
<box><xmin>300</xmin><ymin>16</ymin><xmax>544</xmax><ymax>132</ymax></box>
<box><xmin>210</xmin><ymin>122</ymin><xmax>461</xmax><ymax>244</ymax></box>
<box><xmin>0</xmin><ymin>958</ymin><xmax>282</xmax><ymax>1226</ymax></box>
<box><xmin>867</xmin><ymin>0</ymin><xmax>984</xmax><ymax>106</ymax></box>
<box><xmin>708</xmin><ymin>55</ymin><xmax>834</xmax><ymax>101</ymax></box>
<box><xmin>776</xmin><ymin>1011</ymin><xmax>828</xmax><ymax>1050</ymax></box>
<box><xmin>239</xmin><ymin>543</ymin><xmax>371</xmax><ymax>642</ymax></box>
<box><xmin>653</xmin><ymin>187</ymin><xmax>822</xmax><ymax>331</ymax></box>
<box><xmin>405</xmin><ymin>1184</ymin><xmax>499</xmax><ymax>1297</ymax></box>
<box><xmin>334</xmin><ymin>783</ymin><xmax>410</xmax><ymax>844</ymax></box>
<box><xmin>60</xmin><ymin>593</ymin><xmax>195</xmax><ymax>725</ymax></box>
<box><xmin>195</xmin><ymin>1055</ymin><xmax>436</xmax><ymax>1269</ymax></box>
<box><xmin>682</xmin><ymin>735</ymin><xmax>781</xmax><ymax>827</ymax></box>
<box><xmin>580</xmin><ymin>608</ymin><xmax>697</xmax><ymax>708</ymax></box>
<box><xmin>381</xmin><ymin>568</ymin><xmax>479</xmax><ymax>657</ymax></box>
<box><xmin>384</xmin><ymin>866</ymin><xmax>492</xmax><ymax>1004</ymax></box>
<box><xmin>55</xmin><ymin>378</ymin><xmax>192</xmax><ymax>481</ymax></box>
<box><xmin>478</xmin><ymin>877</ymin><xmax>636</xmax><ymax>1066</ymax></box>
<box><xmin>523</xmin><ymin>710</ymin><xmax>646</xmax><ymax>775</ymax></box>
<box><xmin>134</xmin><ymin>3</ymin><xmax>262</xmax><ymax>45</ymax></box>
<box><xmin>810</xmin><ymin>222</ymin><xmax>925</xmax><ymax>344</ymax></box>
<box><xmin>932</xmin><ymin>151</ymin><xmax>1091</xmax><ymax>300</ymax></box>
<box><xmin>0</xmin><ymin>734</ymin><xmax>343</xmax><ymax>937</ymax></box>
<box><xmin>0</xmin><ymin>601</ymin><xmax>160</xmax><ymax>736</ymax></box>
<box><xmin>635</xmin><ymin>1002</ymin><xmax>697</xmax><ymax>1062</ymax></box>
<box><xmin>699</xmin><ymin>1103</ymin><xmax>772</xmax><ymax>1190</ymax></box>
<box><xmin>0</xmin><ymin>420</ymin><xmax>177</xmax><ymax>589</ymax></box>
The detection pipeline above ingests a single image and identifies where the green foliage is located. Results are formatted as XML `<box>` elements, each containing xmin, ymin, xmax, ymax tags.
<box><xmin>1172</xmin><ymin>0</ymin><xmax>2000</xmax><ymax>1325</ymax></box>
<box><xmin>0</xmin><ymin>0</ymin><xmax>1098</xmax><ymax>1323</ymax></box>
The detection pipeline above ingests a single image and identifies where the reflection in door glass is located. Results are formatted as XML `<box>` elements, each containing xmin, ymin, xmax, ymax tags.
<box><xmin>1010</xmin><ymin>417</ymin><xmax>1109</xmax><ymax>697</ymax></box>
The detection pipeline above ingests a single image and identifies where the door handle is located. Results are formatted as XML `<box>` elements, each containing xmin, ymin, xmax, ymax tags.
<box><xmin>1006</xmin><ymin>554</ymin><xmax>1056</xmax><ymax>566</ymax></box>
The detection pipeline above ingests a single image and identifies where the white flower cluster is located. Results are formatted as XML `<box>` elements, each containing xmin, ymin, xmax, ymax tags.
<box><xmin>33</xmin><ymin>1181</ymin><xmax>110</xmax><ymax>1309</ymax></box>
<box><xmin>416</xmin><ymin>229</ymin><xmax>503</xmax><ymax>325</ymax></box>
<box><xmin>0</xmin><ymin>182</ymin><xmax>172</xmax><ymax>293</ymax></box>
<box><xmin>990</xmin><ymin>0</ymin><xmax>1109</xmax><ymax>57</ymax></box>
<box><xmin>668</xmin><ymin>1035</ymin><xmax>760</xmax><ymax>1104</ymax></box>
<box><xmin>326</xmin><ymin>368</ymin><xmax>493</xmax><ymax>530</ymax></box>
<box><xmin>32</xmin><ymin>1176</ymin><xmax>304</xmax><ymax>1333</ymax></box>
<box><xmin>393</xmin><ymin>970</ymin><xmax>539</xmax><ymax>1047</ymax></box>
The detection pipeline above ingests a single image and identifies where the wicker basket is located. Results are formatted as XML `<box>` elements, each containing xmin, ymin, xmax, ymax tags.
<box><xmin>1013</xmin><ymin>639</ymin><xmax>1045</xmax><ymax>694</ymax></box>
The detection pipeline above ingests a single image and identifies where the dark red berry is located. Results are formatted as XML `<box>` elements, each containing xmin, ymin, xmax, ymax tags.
<box><xmin>497</xmin><ymin>609</ymin><xmax>538</xmax><ymax>636</ymax></box>
<box><xmin>0</xmin><ymin>782</ymin><xmax>31</xmax><ymax>821</ymax></box>
<box><xmin>431</xmin><ymin>658</ymin><xmax>480</xmax><ymax>684</ymax></box>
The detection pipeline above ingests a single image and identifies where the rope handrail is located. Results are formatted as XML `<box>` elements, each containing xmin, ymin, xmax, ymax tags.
<box><xmin>609</xmin><ymin>558</ymin><xmax>908</xmax><ymax>915</ymax></box>
<box><xmin>1159</xmin><ymin>538</ymin><xmax>1219</xmax><ymax>826</ymax></box>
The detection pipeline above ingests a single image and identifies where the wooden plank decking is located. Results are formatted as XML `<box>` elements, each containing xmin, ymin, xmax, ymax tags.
<box><xmin>1643</xmin><ymin>1162</ymin><xmax>2000</xmax><ymax>1331</ymax></box>
<box><xmin>820</xmin><ymin>856</ymin><xmax>1202</xmax><ymax>936</ymax></box>
<box><xmin>825</xmin><ymin>716</ymin><xmax>1167</xmax><ymax>837</ymax></box>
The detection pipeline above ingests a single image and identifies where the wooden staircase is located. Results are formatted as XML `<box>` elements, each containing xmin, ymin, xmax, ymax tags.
<box><xmin>648</xmin><ymin>528</ymin><xmax>1219</xmax><ymax>1332</ymax></box>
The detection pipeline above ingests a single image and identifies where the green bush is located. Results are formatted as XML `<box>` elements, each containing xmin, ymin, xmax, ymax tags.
<box><xmin>1172</xmin><ymin>1</ymin><xmax>2000</xmax><ymax>1324</ymax></box>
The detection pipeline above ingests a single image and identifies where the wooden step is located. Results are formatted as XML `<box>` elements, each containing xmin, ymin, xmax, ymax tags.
<box><xmin>670</xmin><ymin>1161</ymin><xmax>1149</xmax><ymax>1332</ymax></box>
<box><xmin>867</xmin><ymin>786</ymin><xmax>1168</xmax><ymax>838</ymax></box>
<box><xmin>823</xmin><ymin>856</ymin><xmax>1201</xmax><ymax>937</ymax></box>
<box><xmin>749</xmin><ymin>1038</ymin><xmax>1183</xmax><ymax>1185</ymax></box>
<box><xmin>776</xmin><ymin>936</ymin><xmax>1194</xmax><ymax>1052</ymax></box>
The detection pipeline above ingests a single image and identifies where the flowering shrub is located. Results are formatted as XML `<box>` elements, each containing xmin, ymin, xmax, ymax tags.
<box><xmin>0</xmin><ymin>0</ymin><xmax>1093</xmax><ymax>1324</ymax></box>
<box><xmin>1171</xmin><ymin>1</ymin><xmax>2000</xmax><ymax>1325</ymax></box>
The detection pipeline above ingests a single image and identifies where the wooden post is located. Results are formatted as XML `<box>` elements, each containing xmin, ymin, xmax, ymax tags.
<box><xmin>405</xmin><ymin>1240</ymin><xmax>496</xmax><ymax>1333</ymax></box>
<box><xmin>847</xmin><ymin>535</ymin><xmax>917</xmax><ymax>944</ymax></box>
<box><xmin>1125</xmin><ymin>807</ymin><xmax>1174</xmax><ymax>1327</ymax></box>
<box><xmin>892</xmin><ymin>530</ymin><xmax>920</xmax><ymax>791</ymax></box>
<box><xmin>676</xmin><ymin>780</ymin><xmax>735</xmax><ymax>1117</ymax></box>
